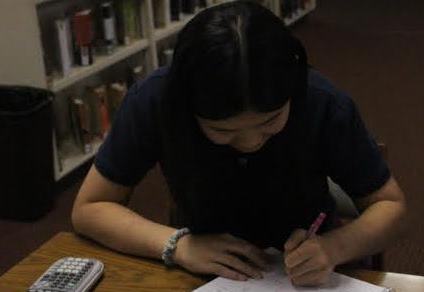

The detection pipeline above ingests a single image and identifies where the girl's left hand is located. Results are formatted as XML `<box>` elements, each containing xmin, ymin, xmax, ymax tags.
<box><xmin>283</xmin><ymin>229</ymin><xmax>337</xmax><ymax>286</ymax></box>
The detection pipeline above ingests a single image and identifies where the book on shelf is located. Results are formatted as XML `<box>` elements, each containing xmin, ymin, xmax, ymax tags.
<box><xmin>65</xmin><ymin>79</ymin><xmax>129</xmax><ymax>157</ymax></box>
<box><xmin>304</xmin><ymin>0</ymin><xmax>315</xmax><ymax>10</ymax></box>
<box><xmin>86</xmin><ymin>85</ymin><xmax>111</xmax><ymax>139</ymax></box>
<box><xmin>152</xmin><ymin>0</ymin><xmax>166</xmax><ymax>28</ymax></box>
<box><xmin>98</xmin><ymin>1</ymin><xmax>118</xmax><ymax>55</ymax></box>
<box><xmin>170</xmin><ymin>0</ymin><xmax>183</xmax><ymax>21</ymax></box>
<box><xmin>55</xmin><ymin>17</ymin><xmax>74</xmax><ymax>77</ymax></box>
<box><xmin>73</xmin><ymin>9</ymin><xmax>95</xmax><ymax>66</ymax></box>
<box><xmin>53</xmin><ymin>127</ymin><xmax>64</xmax><ymax>172</ymax></box>
<box><xmin>69</xmin><ymin>96</ymin><xmax>93</xmax><ymax>154</ymax></box>
<box><xmin>126</xmin><ymin>64</ymin><xmax>144</xmax><ymax>88</ymax></box>
<box><xmin>293</xmin><ymin>0</ymin><xmax>300</xmax><ymax>14</ymax></box>
<box><xmin>108</xmin><ymin>81</ymin><xmax>128</xmax><ymax>120</ymax></box>
<box><xmin>115</xmin><ymin>0</ymin><xmax>142</xmax><ymax>46</ymax></box>
<box><xmin>43</xmin><ymin>52</ymin><xmax>56</xmax><ymax>88</ymax></box>
<box><xmin>182</xmin><ymin>0</ymin><xmax>199</xmax><ymax>14</ymax></box>
<box><xmin>284</xmin><ymin>1</ymin><xmax>290</xmax><ymax>18</ymax></box>
<box><xmin>162</xmin><ymin>49</ymin><xmax>174</xmax><ymax>67</ymax></box>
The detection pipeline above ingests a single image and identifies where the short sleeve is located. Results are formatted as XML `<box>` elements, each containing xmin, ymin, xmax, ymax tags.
<box><xmin>324</xmin><ymin>94</ymin><xmax>391</xmax><ymax>198</ymax></box>
<box><xmin>94</xmin><ymin>80</ymin><xmax>160</xmax><ymax>186</ymax></box>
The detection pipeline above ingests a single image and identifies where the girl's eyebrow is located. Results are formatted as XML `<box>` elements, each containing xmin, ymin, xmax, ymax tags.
<box><xmin>210</xmin><ymin>111</ymin><xmax>282</xmax><ymax>132</ymax></box>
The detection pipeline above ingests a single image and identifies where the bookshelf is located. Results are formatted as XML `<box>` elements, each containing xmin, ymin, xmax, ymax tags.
<box><xmin>154</xmin><ymin>13</ymin><xmax>197</xmax><ymax>41</ymax></box>
<box><xmin>58</xmin><ymin>138</ymin><xmax>104</xmax><ymax>179</ymax></box>
<box><xmin>0</xmin><ymin>0</ymin><xmax>316</xmax><ymax>181</ymax></box>
<box><xmin>51</xmin><ymin>39</ymin><xmax>150</xmax><ymax>93</ymax></box>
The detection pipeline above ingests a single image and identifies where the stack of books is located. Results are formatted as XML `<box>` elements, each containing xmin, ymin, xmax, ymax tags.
<box><xmin>68</xmin><ymin>81</ymin><xmax>125</xmax><ymax>154</ymax></box>
<box><xmin>66</xmin><ymin>63</ymin><xmax>144</xmax><ymax>154</ymax></box>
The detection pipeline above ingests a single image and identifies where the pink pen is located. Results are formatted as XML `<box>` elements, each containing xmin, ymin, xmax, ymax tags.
<box><xmin>305</xmin><ymin>212</ymin><xmax>327</xmax><ymax>239</ymax></box>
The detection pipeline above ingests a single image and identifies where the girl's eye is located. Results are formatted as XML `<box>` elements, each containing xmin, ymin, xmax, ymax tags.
<box><xmin>262</xmin><ymin>118</ymin><xmax>276</xmax><ymax>127</ymax></box>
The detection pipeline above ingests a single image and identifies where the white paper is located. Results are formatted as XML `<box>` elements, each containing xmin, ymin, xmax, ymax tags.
<box><xmin>193</xmin><ymin>247</ymin><xmax>390</xmax><ymax>292</ymax></box>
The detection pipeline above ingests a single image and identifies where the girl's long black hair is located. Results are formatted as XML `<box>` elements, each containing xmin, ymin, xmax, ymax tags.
<box><xmin>159</xmin><ymin>0</ymin><xmax>309</xmax><ymax>227</ymax></box>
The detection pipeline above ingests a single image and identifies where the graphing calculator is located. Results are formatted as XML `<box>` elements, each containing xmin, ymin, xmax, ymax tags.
<box><xmin>28</xmin><ymin>257</ymin><xmax>104</xmax><ymax>292</ymax></box>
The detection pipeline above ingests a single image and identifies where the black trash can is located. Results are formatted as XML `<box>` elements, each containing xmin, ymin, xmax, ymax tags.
<box><xmin>0</xmin><ymin>86</ymin><xmax>55</xmax><ymax>221</ymax></box>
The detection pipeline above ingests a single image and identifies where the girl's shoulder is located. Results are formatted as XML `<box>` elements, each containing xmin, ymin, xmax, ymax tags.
<box><xmin>307</xmin><ymin>68</ymin><xmax>355</xmax><ymax>115</ymax></box>
<box><xmin>122</xmin><ymin>66</ymin><xmax>170</xmax><ymax>118</ymax></box>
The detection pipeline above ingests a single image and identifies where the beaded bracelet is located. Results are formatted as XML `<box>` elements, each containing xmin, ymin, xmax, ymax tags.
<box><xmin>161</xmin><ymin>227</ymin><xmax>191</xmax><ymax>267</ymax></box>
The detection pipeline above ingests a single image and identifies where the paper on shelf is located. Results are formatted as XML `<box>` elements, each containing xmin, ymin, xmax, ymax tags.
<box><xmin>193</xmin><ymin>247</ymin><xmax>390</xmax><ymax>292</ymax></box>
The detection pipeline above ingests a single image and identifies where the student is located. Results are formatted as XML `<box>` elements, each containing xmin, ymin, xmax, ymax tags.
<box><xmin>72</xmin><ymin>1</ymin><xmax>407</xmax><ymax>286</ymax></box>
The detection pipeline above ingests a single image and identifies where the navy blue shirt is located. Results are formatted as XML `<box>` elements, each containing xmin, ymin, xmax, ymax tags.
<box><xmin>95</xmin><ymin>66</ymin><xmax>390</xmax><ymax>248</ymax></box>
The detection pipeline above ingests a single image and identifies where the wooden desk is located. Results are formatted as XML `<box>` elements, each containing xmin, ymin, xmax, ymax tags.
<box><xmin>1</xmin><ymin>232</ymin><xmax>423</xmax><ymax>291</ymax></box>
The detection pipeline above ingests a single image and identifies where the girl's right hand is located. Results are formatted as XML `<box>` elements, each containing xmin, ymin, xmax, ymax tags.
<box><xmin>173</xmin><ymin>233</ymin><xmax>271</xmax><ymax>281</ymax></box>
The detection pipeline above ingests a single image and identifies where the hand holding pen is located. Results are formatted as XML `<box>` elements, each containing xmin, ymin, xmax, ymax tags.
<box><xmin>283</xmin><ymin>212</ymin><xmax>336</xmax><ymax>286</ymax></box>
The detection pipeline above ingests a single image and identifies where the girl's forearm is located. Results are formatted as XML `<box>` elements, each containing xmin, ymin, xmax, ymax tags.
<box><xmin>72</xmin><ymin>202</ymin><xmax>177</xmax><ymax>260</ymax></box>
<box><xmin>323</xmin><ymin>199</ymin><xmax>407</xmax><ymax>265</ymax></box>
